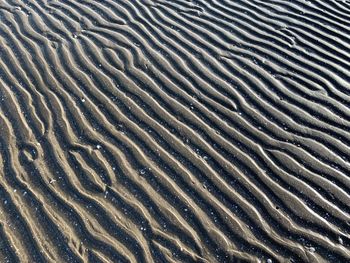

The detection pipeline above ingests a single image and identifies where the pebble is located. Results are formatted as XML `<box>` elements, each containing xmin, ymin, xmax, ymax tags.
<box><xmin>49</xmin><ymin>179</ymin><xmax>56</xmax><ymax>184</ymax></box>
<box><xmin>338</xmin><ymin>237</ymin><xmax>344</xmax><ymax>245</ymax></box>
<box><xmin>308</xmin><ymin>247</ymin><xmax>315</xmax><ymax>253</ymax></box>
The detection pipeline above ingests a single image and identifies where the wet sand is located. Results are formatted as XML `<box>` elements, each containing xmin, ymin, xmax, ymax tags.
<box><xmin>0</xmin><ymin>0</ymin><xmax>350</xmax><ymax>262</ymax></box>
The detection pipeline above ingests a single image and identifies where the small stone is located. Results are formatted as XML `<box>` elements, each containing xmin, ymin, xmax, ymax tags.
<box><xmin>338</xmin><ymin>237</ymin><xmax>344</xmax><ymax>245</ymax></box>
<box><xmin>49</xmin><ymin>179</ymin><xmax>56</xmax><ymax>184</ymax></box>
<box><xmin>308</xmin><ymin>247</ymin><xmax>315</xmax><ymax>252</ymax></box>
<box><xmin>96</xmin><ymin>144</ymin><xmax>101</xmax><ymax>150</ymax></box>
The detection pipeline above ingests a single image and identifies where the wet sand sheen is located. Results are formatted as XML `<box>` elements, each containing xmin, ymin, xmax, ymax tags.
<box><xmin>0</xmin><ymin>0</ymin><xmax>350</xmax><ymax>262</ymax></box>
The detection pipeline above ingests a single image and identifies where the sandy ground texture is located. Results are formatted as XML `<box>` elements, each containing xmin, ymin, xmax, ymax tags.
<box><xmin>0</xmin><ymin>0</ymin><xmax>350</xmax><ymax>262</ymax></box>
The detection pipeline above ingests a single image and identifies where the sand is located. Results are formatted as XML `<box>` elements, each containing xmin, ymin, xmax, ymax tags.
<box><xmin>0</xmin><ymin>0</ymin><xmax>350</xmax><ymax>262</ymax></box>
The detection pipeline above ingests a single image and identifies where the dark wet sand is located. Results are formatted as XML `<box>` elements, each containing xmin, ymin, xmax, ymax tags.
<box><xmin>0</xmin><ymin>0</ymin><xmax>350</xmax><ymax>262</ymax></box>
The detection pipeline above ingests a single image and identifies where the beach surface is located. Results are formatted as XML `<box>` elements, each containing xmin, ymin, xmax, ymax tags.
<box><xmin>0</xmin><ymin>0</ymin><xmax>350</xmax><ymax>262</ymax></box>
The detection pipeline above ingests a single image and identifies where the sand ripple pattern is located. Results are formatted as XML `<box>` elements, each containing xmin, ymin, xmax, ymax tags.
<box><xmin>0</xmin><ymin>0</ymin><xmax>350</xmax><ymax>262</ymax></box>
